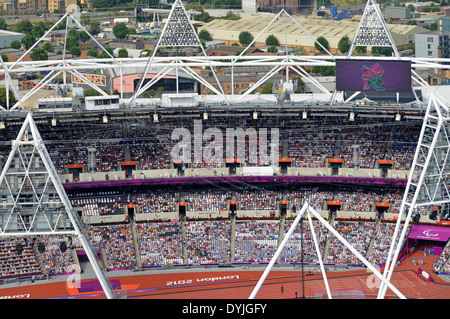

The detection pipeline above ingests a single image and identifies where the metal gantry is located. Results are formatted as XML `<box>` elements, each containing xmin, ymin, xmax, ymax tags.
<box><xmin>0</xmin><ymin>0</ymin><xmax>448</xmax><ymax>300</ymax></box>
<box><xmin>377</xmin><ymin>95</ymin><xmax>450</xmax><ymax>299</ymax></box>
<box><xmin>0</xmin><ymin>0</ymin><xmax>448</xmax><ymax>112</ymax></box>
<box><xmin>0</xmin><ymin>113</ymin><xmax>118</xmax><ymax>299</ymax></box>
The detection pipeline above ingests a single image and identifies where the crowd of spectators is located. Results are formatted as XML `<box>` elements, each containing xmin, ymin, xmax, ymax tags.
<box><xmin>326</xmin><ymin>221</ymin><xmax>375</xmax><ymax>265</ymax></box>
<box><xmin>367</xmin><ymin>222</ymin><xmax>411</xmax><ymax>266</ymax></box>
<box><xmin>280</xmin><ymin>219</ymin><xmax>328</xmax><ymax>264</ymax></box>
<box><xmin>434</xmin><ymin>240</ymin><xmax>450</xmax><ymax>272</ymax></box>
<box><xmin>37</xmin><ymin>235</ymin><xmax>76</xmax><ymax>275</ymax></box>
<box><xmin>0</xmin><ymin>116</ymin><xmax>423</xmax><ymax>175</ymax></box>
<box><xmin>65</xmin><ymin>187</ymin><xmax>401</xmax><ymax>218</ymax></box>
<box><xmin>136</xmin><ymin>221</ymin><xmax>183</xmax><ymax>266</ymax></box>
<box><xmin>236</xmin><ymin>190</ymin><xmax>282</xmax><ymax>210</ymax></box>
<box><xmin>184</xmin><ymin>190</ymin><xmax>231</xmax><ymax>212</ymax></box>
<box><xmin>0</xmin><ymin>237</ymin><xmax>41</xmax><ymax>279</ymax></box>
<box><xmin>287</xmin><ymin>121</ymin><xmax>337</xmax><ymax>168</ymax></box>
<box><xmin>339</xmin><ymin>125</ymin><xmax>391</xmax><ymax>169</ymax></box>
<box><xmin>85</xmin><ymin>224</ymin><xmax>136</xmax><ymax>270</ymax></box>
<box><xmin>234</xmin><ymin>220</ymin><xmax>280</xmax><ymax>263</ymax></box>
<box><xmin>391</xmin><ymin>126</ymin><xmax>421</xmax><ymax>170</ymax></box>
<box><xmin>185</xmin><ymin>220</ymin><xmax>231</xmax><ymax>264</ymax></box>
<box><xmin>287</xmin><ymin>187</ymin><xmax>333</xmax><ymax>211</ymax></box>
<box><xmin>338</xmin><ymin>190</ymin><xmax>383</xmax><ymax>212</ymax></box>
<box><xmin>127</xmin><ymin>190</ymin><xmax>180</xmax><ymax>214</ymax></box>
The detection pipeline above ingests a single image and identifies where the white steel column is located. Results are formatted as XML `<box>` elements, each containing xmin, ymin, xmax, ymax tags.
<box><xmin>0</xmin><ymin>114</ymin><xmax>118</xmax><ymax>299</ymax></box>
<box><xmin>249</xmin><ymin>202</ymin><xmax>309</xmax><ymax>299</ymax></box>
<box><xmin>378</xmin><ymin>95</ymin><xmax>448</xmax><ymax>299</ymax></box>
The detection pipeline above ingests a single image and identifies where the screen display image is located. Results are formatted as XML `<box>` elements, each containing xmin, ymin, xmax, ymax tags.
<box><xmin>336</xmin><ymin>59</ymin><xmax>412</xmax><ymax>93</ymax></box>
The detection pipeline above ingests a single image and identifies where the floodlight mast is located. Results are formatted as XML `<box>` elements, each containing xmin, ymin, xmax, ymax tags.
<box><xmin>378</xmin><ymin>95</ymin><xmax>450</xmax><ymax>299</ymax></box>
<box><xmin>0</xmin><ymin>113</ymin><xmax>118</xmax><ymax>299</ymax></box>
<box><xmin>249</xmin><ymin>202</ymin><xmax>407</xmax><ymax>299</ymax></box>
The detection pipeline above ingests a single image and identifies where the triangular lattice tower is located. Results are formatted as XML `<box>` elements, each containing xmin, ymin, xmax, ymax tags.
<box><xmin>378</xmin><ymin>95</ymin><xmax>450</xmax><ymax>298</ymax></box>
<box><xmin>129</xmin><ymin>0</ymin><xmax>226</xmax><ymax>106</ymax></box>
<box><xmin>348</xmin><ymin>0</ymin><xmax>399</xmax><ymax>57</ymax></box>
<box><xmin>6</xmin><ymin>7</ymin><xmax>118</xmax><ymax>111</ymax></box>
<box><xmin>0</xmin><ymin>113</ymin><xmax>117</xmax><ymax>299</ymax></box>
<box><xmin>0</xmin><ymin>114</ymin><xmax>74</xmax><ymax>234</ymax></box>
<box><xmin>159</xmin><ymin>4</ymin><xmax>201</xmax><ymax>47</ymax></box>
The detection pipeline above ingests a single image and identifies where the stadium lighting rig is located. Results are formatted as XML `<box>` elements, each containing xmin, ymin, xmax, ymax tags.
<box><xmin>0</xmin><ymin>0</ymin><xmax>449</xmax><ymax>300</ymax></box>
<box><xmin>0</xmin><ymin>113</ymin><xmax>118</xmax><ymax>299</ymax></box>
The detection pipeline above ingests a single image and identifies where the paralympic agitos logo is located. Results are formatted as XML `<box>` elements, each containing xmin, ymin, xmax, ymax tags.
<box><xmin>422</xmin><ymin>229</ymin><xmax>439</xmax><ymax>237</ymax></box>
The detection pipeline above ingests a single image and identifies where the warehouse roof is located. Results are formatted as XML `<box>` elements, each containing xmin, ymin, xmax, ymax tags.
<box><xmin>199</xmin><ymin>15</ymin><xmax>426</xmax><ymax>49</ymax></box>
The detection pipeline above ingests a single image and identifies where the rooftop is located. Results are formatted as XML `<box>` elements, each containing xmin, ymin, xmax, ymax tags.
<box><xmin>199</xmin><ymin>15</ymin><xmax>426</xmax><ymax>48</ymax></box>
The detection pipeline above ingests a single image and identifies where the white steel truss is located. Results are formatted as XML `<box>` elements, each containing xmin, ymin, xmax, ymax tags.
<box><xmin>347</xmin><ymin>0</ymin><xmax>400</xmax><ymax>58</ymax></box>
<box><xmin>249</xmin><ymin>202</ymin><xmax>407</xmax><ymax>299</ymax></box>
<box><xmin>0</xmin><ymin>0</ymin><xmax>450</xmax><ymax>112</ymax></box>
<box><xmin>129</xmin><ymin>0</ymin><xmax>226</xmax><ymax>106</ymax></box>
<box><xmin>0</xmin><ymin>113</ymin><xmax>118</xmax><ymax>299</ymax></box>
<box><xmin>377</xmin><ymin>95</ymin><xmax>450</xmax><ymax>299</ymax></box>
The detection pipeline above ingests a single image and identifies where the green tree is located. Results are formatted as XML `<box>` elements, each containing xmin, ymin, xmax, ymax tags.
<box><xmin>118</xmin><ymin>48</ymin><xmax>128</xmax><ymax>57</ymax></box>
<box><xmin>68</xmin><ymin>28</ymin><xmax>80</xmax><ymax>39</ymax></box>
<box><xmin>198</xmin><ymin>29</ymin><xmax>212</xmax><ymax>41</ymax></box>
<box><xmin>261</xmin><ymin>82</ymin><xmax>273</xmax><ymax>94</ymax></box>
<box><xmin>354</xmin><ymin>46</ymin><xmax>367</xmax><ymax>54</ymax></box>
<box><xmin>66</xmin><ymin>36</ymin><xmax>79</xmax><ymax>51</ymax></box>
<box><xmin>224</xmin><ymin>11</ymin><xmax>240</xmax><ymax>20</ymax></box>
<box><xmin>90</xmin><ymin>20</ymin><xmax>100</xmax><ymax>35</ymax></box>
<box><xmin>338</xmin><ymin>36</ymin><xmax>350</xmax><ymax>54</ymax></box>
<box><xmin>92</xmin><ymin>0</ymin><xmax>114</xmax><ymax>8</ymax></box>
<box><xmin>0</xmin><ymin>19</ymin><xmax>7</xmax><ymax>30</ymax></box>
<box><xmin>239</xmin><ymin>31</ymin><xmax>253</xmax><ymax>46</ymax></box>
<box><xmin>97</xmin><ymin>47</ymin><xmax>114</xmax><ymax>58</ymax></box>
<box><xmin>156</xmin><ymin>86</ymin><xmax>164</xmax><ymax>97</ymax></box>
<box><xmin>10</xmin><ymin>40</ymin><xmax>21</xmax><ymax>49</ymax></box>
<box><xmin>42</xmin><ymin>42</ymin><xmax>53</xmax><ymax>52</ymax></box>
<box><xmin>30</xmin><ymin>48</ymin><xmax>48</xmax><ymax>61</ymax></box>
<box><xmin>31</xmin><ymin>25</ymin><xmax>45</xmax><ymax>39</ymax></box>
<box><xmin>113</xmin><ymin>22</ymin><xmax>128</xmax><ymax>40</ymax></box>
<box><xmin>311</xmin><ymin>65</ymin><xmax>335</xmax><ymax>76</ymax></box>
<box><xmin>69</xmin><ymin>46</ymin><xmax>81</xmax><ymax>57</ymax></box>
<box><xmin>79</xmin><ymin>30</ymin><xmax>90</xmax><ymax>42</ymax></box>
<box><xmin>314</xmin><ymin>36</ymin><xmax>329</xmax><ymax>53</ymax></box>
<box><xmin>87</xmin><ymin>49</ymin><xmax>98</xmax><ymax>57</ymax></box>
<box><xmin>20</xmin><ymin>34</ymin><xmax>36</xmax><ymax>50</ymax></box>
<box><xmin>1</xmin><ymin>54</ymin><xmax>8</xmax><ymax>62</ymax></box>
<box><xmin>267</xmin><ymin>45</ymin><xmax>278</xmax><ymax>53</ymax></box>
<box><xmin>0</xmin><ymin>88</ymin><xmax>17</xmax><ymax>108</ymax></box>
<box><xmin>265</xmin><ymin>34</ymin><xmax>280</xmax><ymax>46</ymax></box>
<box><xmin>372</xmin><ymin>46</ymin><xmax>393</xmax><ymax>56</ymax></box>
<box><xmin>15</xmin><ymin>20</ymin><xmax>33</xmax><ymax>34</ymax></box>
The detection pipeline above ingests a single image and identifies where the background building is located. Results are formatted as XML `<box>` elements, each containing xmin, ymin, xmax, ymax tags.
<box><xmin>415</xmin><ymin>31</ymin><xmax>450</xmax><ymax>72</ymax></box>
<box><xmin>438</xmin><ymin>17</ymin><xmax>450</xmax><ymax>32</ymax></box>
<box><xmin>199</xmin><ymin>15</ymin><xmax>425</xmax><ymax>54</ymax></box>
<box><xmin>384</xmin><ymin>6</ymin><xmax>412</xmax><ymax>21</ymax></box>
<box><xmin>0</xmin><ymin>30</ymin><xmax>25</xmax><ymax>49</ymax></box>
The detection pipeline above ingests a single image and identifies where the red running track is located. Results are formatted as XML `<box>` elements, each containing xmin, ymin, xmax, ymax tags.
<box><xmin>0</xmin><ymin>245</ymin><xmax>449</xmax><ymax>299</ymax></box>
<box><xmin>0</xmin><ymin>267</ymin><xmax>449</xmax><ymax>299</ymax></box>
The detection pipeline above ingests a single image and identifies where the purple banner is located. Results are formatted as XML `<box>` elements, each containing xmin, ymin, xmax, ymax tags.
<box><xmin>336</xmin><ymin>59</ymin><xmax>412</xmax><ymax>93</ymax></box>
<box><xmin>408</xmin><ymin>225</ymin><xmax>450</xmax><ymax>242</ymax></box>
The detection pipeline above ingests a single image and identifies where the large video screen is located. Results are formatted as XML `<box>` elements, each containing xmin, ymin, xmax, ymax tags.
<box><xmin>336</xmin><ymin>59</ymin><xmax>412</xmax><ymax>93</ymax></box>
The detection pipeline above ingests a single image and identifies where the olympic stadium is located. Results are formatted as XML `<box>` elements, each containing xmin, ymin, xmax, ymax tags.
<box><xmin>1</xmin><ymin>0</ymin><xmax>450</xmax><ymax>302</ymax></box>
